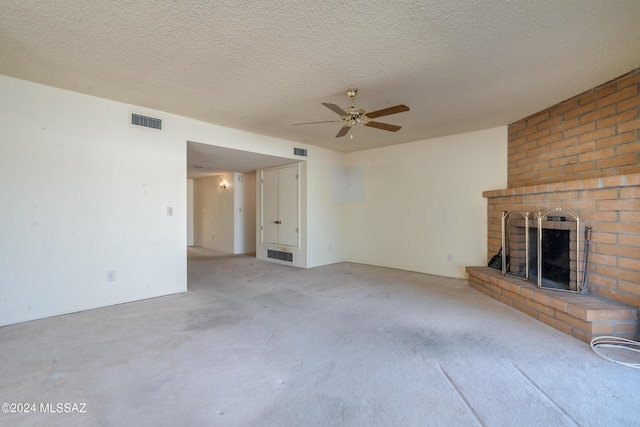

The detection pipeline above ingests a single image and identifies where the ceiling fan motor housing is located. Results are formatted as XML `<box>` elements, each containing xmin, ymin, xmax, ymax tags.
<box><xmin>344</xmin><ymin>107</ymin><xmax>369</xmax><ymax>126</ymax></box>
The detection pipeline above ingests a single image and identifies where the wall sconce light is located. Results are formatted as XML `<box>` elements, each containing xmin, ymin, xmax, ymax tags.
<box><xmin>220</xmin><ymin>180</ymin><xmax>227</xmax><ymax>189</ymax></box>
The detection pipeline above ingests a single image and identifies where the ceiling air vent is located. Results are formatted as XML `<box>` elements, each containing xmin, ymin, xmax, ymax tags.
<box><xmin>294</xmin><ymin>147</ymin><xmax>307</xmax><ymax>157</ymax></box>
<box><xmin>131</xmin><ymin>113</ymin><xmax>162</xmax><ymax>130</ymax></box>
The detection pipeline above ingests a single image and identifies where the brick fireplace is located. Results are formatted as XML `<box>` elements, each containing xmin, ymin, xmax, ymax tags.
<box><xmin>467</xmin><ymin>68</ymin><xmax>640</xmax><ymax>343</ymax></box>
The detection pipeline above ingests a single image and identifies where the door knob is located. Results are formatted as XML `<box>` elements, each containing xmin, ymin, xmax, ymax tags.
<box><xmin>274</xmin><ymin>220</ymin><xmax>282</xmax><ymax>224</ymax></box>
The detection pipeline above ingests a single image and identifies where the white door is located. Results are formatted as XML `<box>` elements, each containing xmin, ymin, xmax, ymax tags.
<box><xmin>262</xmin><ymin>168</ymin><xmax>280</xmax><ymax>245</ymax></box>
<box><xmin>277</xmin><ymin>165</ymin><xmax>299</xmax><ymax>246</ymax></box>
<box><xmin>261</xmin><ymin>165</ymin><xmax>299</xmax><ymax>247</ymax></box>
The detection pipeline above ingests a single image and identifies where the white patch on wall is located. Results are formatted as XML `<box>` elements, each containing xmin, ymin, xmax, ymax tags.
<box><xmin>331</xmin><ymin>164</ymin><xmax>364</xmax><ymax>204</ymax></box>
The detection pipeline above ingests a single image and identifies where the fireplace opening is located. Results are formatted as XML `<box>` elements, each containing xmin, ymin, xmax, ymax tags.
<box><xmin>502</xmin><ymin>210</ymin><xmax>581</xmax><ymax>293</ymax></box>
<box><xmin>529</xmin><ymin>228</ymin><xmax>571</xmax><ymax>290</ymax></box>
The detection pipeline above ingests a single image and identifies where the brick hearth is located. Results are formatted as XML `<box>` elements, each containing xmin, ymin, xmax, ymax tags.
<box><xmin>467</xmin><ymin>266</ymin><xmax>638</xmax><ymax>343</ymax></box>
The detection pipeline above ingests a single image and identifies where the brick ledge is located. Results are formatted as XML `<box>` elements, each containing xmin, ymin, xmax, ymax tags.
<box><xmin>482</xmin><ymin>172</ymin><xmax>640</xmax><ymax>198</ymax></box>
<box><xmin>466</xmin><ymin>266</ymin><xmax>638</xmax><ymax>343</ymax></box>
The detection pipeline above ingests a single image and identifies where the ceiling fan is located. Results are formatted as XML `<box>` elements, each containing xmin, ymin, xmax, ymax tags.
<box><xmin>294</xmin><ymin>88</ymin><xmax>410</xmax><ymax>138</ymax></box>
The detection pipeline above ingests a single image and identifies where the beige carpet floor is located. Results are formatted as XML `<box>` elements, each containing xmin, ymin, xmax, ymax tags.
<box><xmin>1</xmin><ymin>247</ymin><xmax>639</xmax><ymax>426</ymax></box>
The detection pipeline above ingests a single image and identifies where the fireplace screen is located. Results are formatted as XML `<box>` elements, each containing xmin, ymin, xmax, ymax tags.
<box><xmin>503</xmin><ymin>211</ymin><xmax>528</xmax><ymax>279</ymax></box>
<box><xmin>502</xmin><ymin>210</ymin><xmax>581</xmax><ymax>293</ymax></box>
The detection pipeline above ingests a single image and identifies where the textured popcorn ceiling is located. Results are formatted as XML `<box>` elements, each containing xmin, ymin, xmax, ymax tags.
<box><xmin>1</xmin><ymin>0</ymin><xmax>640</xmax><ymax>157</ymax></box>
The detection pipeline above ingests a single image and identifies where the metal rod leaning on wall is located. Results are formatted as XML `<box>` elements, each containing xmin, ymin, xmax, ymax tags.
<box><xmin>581</xmin><ymin>226</ymin><xmax>592</xmax><ymax>294</ymax></box>
<box><xmin>501</xmin><ymin>211</ymin><xmax>507</xmax><ymax>275</ymax></box>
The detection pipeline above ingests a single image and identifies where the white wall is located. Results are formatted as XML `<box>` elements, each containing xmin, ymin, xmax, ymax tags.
<box><xmin>344</xmin><ymin>127</ymin><xmax>507</xmax><ymax>278</ymax></box>
<box><xmin>307</xmin><ymin>148</ymin><xmax>347</xmax><ymax>267</ymax></box>
<box><xmin>0</xmin><ymin>75</ymin><xmax>345</xmax><ymax>326</ymax></box>
<box><xmin>192</xmin><ymin>174</ymin><xmax>235</xmax><ymax>252</ymax></box>
<box><xmin>192</xmin><ymin>172</ymin><xmax>256</xmax><ymax>254</ymax></box>
<box><xmin>0</xmin><ymin>75</ymin><xmax>187</xmax><ymax>326</ymax></box>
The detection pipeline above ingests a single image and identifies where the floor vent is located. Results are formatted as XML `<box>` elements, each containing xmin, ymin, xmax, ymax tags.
<box><xmin>294</xmin><ymin>147</ymin><xmax>307</xmax><ymax>157</ymax></box>
<box><xmin>132</xmin><ymin>113</ymin><xmax>162</xmax><ymax>130</ymax></box>
<box><xmin>267</xmin><ymin>249</ymin><xmax>293</xmax><ymax>262</ymax></box>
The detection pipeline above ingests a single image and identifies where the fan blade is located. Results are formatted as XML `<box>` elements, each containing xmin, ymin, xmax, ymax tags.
<box><xmin>335</xmin><ymin>125</ymin><xmax>351</xmax><ymax>138</ymax></box>
<box><xmin>366</xmin><ymin>104</ymin><xmax>409</xmax><ymax>119</ymax></box>
<box><xmin>364</xmin><ymin>121</ymin><xmax>402</xmax><ymax>132</ymax></box>
<box><xmin>293</xmin><ymin>120</ymin><xmax>339</xmax><ymax>125</ymax></box>
<box><xmin>322</xmin><ymin>102</ymin><xmax>348</xmax><ymax>116</ymax></box>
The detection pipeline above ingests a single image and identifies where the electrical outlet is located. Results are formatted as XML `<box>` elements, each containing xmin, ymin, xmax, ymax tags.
<box><xmin>107</xmin><ymin>270</ymin><xmax>116</xmax><ymax>282</ymax></box>
<box><xmin>166</xmin><ymin>206</ymin><xmax>173</xmax><ymax>216</ymax></box>
<box><xmin>447</xmin><ymin>254</ymin><xmax>453</xmax><ymax>262</ymax></box>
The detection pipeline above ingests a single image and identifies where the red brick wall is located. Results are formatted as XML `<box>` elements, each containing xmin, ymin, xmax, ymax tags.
<box><xmin>485</xmin><ymin>68</ymin><xmax>640</xmax><ymax>308</ymax></box>
<box><xmin>508</xmin><ymin>69</ymin><xmax>640</xmax><ymax>188</ymax></box>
